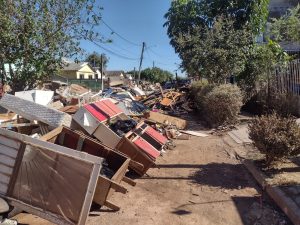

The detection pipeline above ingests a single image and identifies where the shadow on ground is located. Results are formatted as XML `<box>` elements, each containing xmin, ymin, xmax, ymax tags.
<box><xmin>232</xmin><ymin>196</ymin><xmax>293</xmax><ymax>225</ymax></box>
<box><xmin>139</xmin><ymin>162</ymin><xmax>253</xmax><ymax>191</ymax></box>
<box><xmin>189</xmin><ymin>163</ymin><xmax>252</xmax><ymax>189</ymax></box>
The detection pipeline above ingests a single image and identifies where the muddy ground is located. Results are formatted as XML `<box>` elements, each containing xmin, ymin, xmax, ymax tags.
<box><xmin>14</xmin><ymin>134</ymin><xmax>290</xmax><ymax>225</ymax></box>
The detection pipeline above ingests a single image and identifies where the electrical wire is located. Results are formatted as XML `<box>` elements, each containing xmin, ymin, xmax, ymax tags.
<box><xmin>91</xmin><ymin>40</ymin><xmax>139</xmax><ymax>61</ymax></box>
<box><xmin>144</xmin><ymin>47</ymin><xmax>177</xmax><ymax>67</ymax></box>
<box><xmin>147</xmin><ymin>46</ymin><xmax>178</xmax><ymax>61</ymax></box>
<box><xmin>101</xmin><ymin>19</ymin><xmax>141</xmax><ymax>47</ymax></box>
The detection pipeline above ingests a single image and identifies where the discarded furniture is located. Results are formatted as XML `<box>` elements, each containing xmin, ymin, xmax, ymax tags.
<box><xmin>73</xmin><ymin>99</ymin><xmax>128</xmax><ymax>149</ymax></box>
<box><xmin>160</xmin><ymin>91</ymin><xmax>182</xmax><ymax>107</ymax></box>
<box><xmin>125</xmin><ymin>122</ymin><xmax>167</xmax><ymax>160</ymax></box>
<box><xmin>116</xmin><ymin>137</ymin><xmax>155</xmax><ymax>176</ymax></box>
<box><xmin>0</xmin><ymin>94</ymin><xmax>72</xmax><ymax>128</ymax></box>
<box><xmin>40</xmin><ymin>126</ymin><xmax>138</xmax><ymax>210</ymax></box>
<box><xmin>0</xmin><ymin>128</ymin><xmax>102</xmax><ymax>225</ymax></box>
<box><xmin>73</xmin><ymin>99</ymin><xmax>167</xmax><ymax>175</ymax></box>
<box><xmin>134</xmin><ymin>122</ymin><xmax>168</xmax><ymax>150</ymax></box>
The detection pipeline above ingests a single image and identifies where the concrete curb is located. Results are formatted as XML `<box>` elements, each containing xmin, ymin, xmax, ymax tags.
<box><xmin>243</xmin><ymin>159</ymin><xmax>300</xmax><ymax>225</ymax></box>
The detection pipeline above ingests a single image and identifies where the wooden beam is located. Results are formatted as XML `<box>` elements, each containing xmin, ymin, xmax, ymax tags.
<box><xmin>110</xmin><ymin>182</ymin><xmax>127</xmax><ymax>194</ymax></box>
<box><xmin>122</xmin><ymin>177</ymin><xmax>136</xmax><ymax>186</ymax></box>
<box><xmin>104</xmin><ymin>200</ymin><xmax>120</xmax><ymax>211</ymax></box>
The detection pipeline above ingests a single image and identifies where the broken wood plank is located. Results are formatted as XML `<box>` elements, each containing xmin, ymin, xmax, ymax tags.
<box><xmin>122</xmin><ymin>176</ymin><xmax>136</xmax><ymax>186</ymax></box>
<box><xmin>104</xmin><ymin>200</ymin><xmax>120</xmax><ymax>211</ymax></box>
<box><xmin>180</xmin><ymin>130</ymin><xmax>209</xmax><ymax>137</ymax></box>
<box><xmin>146</xmin><ymin>111</ymin><xmax>187</xmax><ymax>129</ymax></box>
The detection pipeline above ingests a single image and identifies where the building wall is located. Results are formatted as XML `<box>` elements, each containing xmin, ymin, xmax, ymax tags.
<box><xmin>76</xmin><ymin>65</ymin><xmax>95</xmax><ymax>79</ymax></box>
<box><xmin>59</xmin><ymin>65</ymin><xmax>95</xmax><ymax>80</ymax></box>
<box><xmin>59</xmin><ymin>70</ymin><xmax>77</xmax><ymax>79</ymax></box>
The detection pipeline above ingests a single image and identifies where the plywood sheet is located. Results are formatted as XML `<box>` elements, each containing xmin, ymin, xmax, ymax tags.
<box><xmin>12</xmin><ymin>146</ymin><xmax>93</xmax><ymax>223</ymax></box>
<box><xmin>93</xmin><ymin>123</ymin><xmax>121</xmax><ymax>149</ymax></box>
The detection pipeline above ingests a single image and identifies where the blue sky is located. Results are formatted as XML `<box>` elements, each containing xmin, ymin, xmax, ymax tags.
<box><xmin>81</xmin><ymin>0</ymin><xmax>183</xmax><ymax>76</ymax></box>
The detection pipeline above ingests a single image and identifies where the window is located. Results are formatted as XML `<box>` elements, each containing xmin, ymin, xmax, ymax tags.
<box><xmin>79</xmin><ymin>74</ymin><xmax>84</xmax><ymax>80</ymax></box>
<box><xmin>88</xmin><ymin>75</ymin><xmax>93</xmax><ymax>80</ymax></box>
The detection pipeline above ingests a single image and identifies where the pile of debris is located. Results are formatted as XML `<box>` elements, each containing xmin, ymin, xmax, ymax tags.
<box><xmin>0</xmin><ymin>81</ymin><xmax>205</xmax><ymax>225</ymax></box>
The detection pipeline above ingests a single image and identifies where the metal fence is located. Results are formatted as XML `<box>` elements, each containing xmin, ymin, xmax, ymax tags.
<box><xmin>275</xmin><ymin>59</ymin><xmax>300</xmax><ymax>95</ymax></box>
<box><xmin>68</xmin><ymin>79</ymin><xmax>103</xmax><ymax>92</ymax></box>
<box><xmin>52</xmin><ymin>75</ymin><xmax>103</xmax><ymax>92</ymax></box>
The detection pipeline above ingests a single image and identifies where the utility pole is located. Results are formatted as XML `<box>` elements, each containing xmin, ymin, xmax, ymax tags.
<box><xmin>153</xmin><ymin>61</ymin><xmax>155</xmax><ymax>69</ymax></box>
<box><xmin>133</xmin><ymin>67</ymin><xmax>136</xmax><ymax>82</ymax></box>
<box><xmin>137</xmin><ymin>42</ymin><xmax>146</xmax><ymax>85</ymax></box>
<box><xmin>100</xmin><ymin>54</ymin><xmax>104</xmax><ymax>90</ymax></box>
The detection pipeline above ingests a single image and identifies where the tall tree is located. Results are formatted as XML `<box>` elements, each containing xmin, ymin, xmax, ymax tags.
<box><xmin>164</xmin><ymin>0</ymin><xmax>270</xmax><ymax>79</ymax></box>
<box><xmin>0</xmin><ymin>0</ymin><xmax>105</xmax><ymax>92</ymax></box>
<box><xmin>140</xmin><ymin>67</ymin><xmax>173</xmax><ymax>83</ymax></box>
<box><xmin>85</xmin><ymin>52</ymin><xmax>109</xmax><ymax>69</ymax></box>
<box><xmin>270</xmin><ymin>4</ymin><xmax>300</xmax><ymax>43</ymax></box>
<box><xmin>177</xmin><ymin>17</ymin><xmax>252</xmax><ymax>83</ymax></box>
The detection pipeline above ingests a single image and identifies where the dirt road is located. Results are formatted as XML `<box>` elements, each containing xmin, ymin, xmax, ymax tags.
<box><xmin>14</xmin><ymin>134</ymin><xmax>290</xmax><ymax>225</ymax></box>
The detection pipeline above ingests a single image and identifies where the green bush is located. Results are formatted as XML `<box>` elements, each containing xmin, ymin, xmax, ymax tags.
<box><xmin>190</xmin><ymin>80</ymin><xmax>210</xmax><ymax>98</ymax></box>
<box><xmin>190</xmin><ymin>80</ymin><xmax>215</xmax><ymax>112</ymax></box>
<box><xmin>249</xmin><ymin>113</ymin><xmax>300</xmax><ymax>166</ymax></box>
<box><xmin>200</xmin><ymin>84</ymin><xmax>243</xmax><ymax>127</ymax></box>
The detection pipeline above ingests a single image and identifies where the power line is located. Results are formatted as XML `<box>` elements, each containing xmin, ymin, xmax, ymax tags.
<box><xmin>147</xmin><ymin>47</ymin><xmax>178</xmax><ymax>61</ymax></box>
<box><xmin>144</xmin><ymin>47</ymin><xmax>177</xmax><ymax>67</ymax></box>
<box><xmin>108</xmin><ymin>39</ymin><xmax>139</xmax><ymax>56</ymax></box>
<box><xmin>91</xmin><ymin>41</ymin><xmax>139</xmax><ymax>61</ymax></box>
<box><xmin>100</xmin><ymin>34</ymin><xmax>140</xmax><ymax>57</ymax></box>
<box><xmin>101</xmin><ymin>19</ymin><xmax>141</xmax><ymax>47</ymax></box>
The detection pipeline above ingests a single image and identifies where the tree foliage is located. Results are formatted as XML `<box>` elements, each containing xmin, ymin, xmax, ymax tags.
<box><xmin>177</xmin><ymin>17</ymin><xmax>252</xmax><ymax>83</ymax></box>
<box><xmin>140</xmin><ymin>67</ymin><xmax>173</xmax><ymax>83</ymax></box>
<box><xmin>270</xmin><ymin>4</ymin><xmax>300</xmax><ymax>43</ymax></box>
<box><xmin>85</xmin><ymin>52</ymin><xmax>109</xmax><ymax>69</ymax></box>
<box><xmin>164</xmin><ymin>0</ymin><xmax>270</xmax><ymax>80</ymax></box>
<box><xmin>237</xmin><ymin>40</ymin><xmax>290</xmax><ymax>99</ymax></box>
<box><xmin>0</xmin><ymin>0</ymin><xmax>104</xmax><ymax>92</ymax></box>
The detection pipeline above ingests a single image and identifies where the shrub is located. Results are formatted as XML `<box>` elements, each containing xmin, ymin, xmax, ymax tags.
<box><xmin>201</xmin><ymin>84</ymin><xmax>243</xmax><ymax>127</ymax></box>
<box><xmin>190</xmin><ymin>80</ymin><xmax>210</xmax><ymax>98</ymax></box>
<box><xmin>191</xmin><ymin>80</ymin><xmax>215</xmax><ymax>113</ymax></box>
<box><xmin>249</xmin><ymin>113</ymin><xmax>300</xmax><ymax>166</ymax></box>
